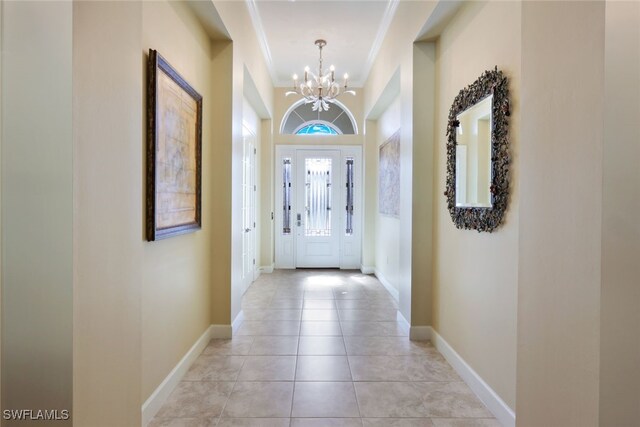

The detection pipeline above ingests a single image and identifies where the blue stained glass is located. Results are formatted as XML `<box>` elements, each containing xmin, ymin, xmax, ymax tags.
<box><xmin>296</xmin><ymin>123</ymin><xmax>338</xmax><ymax>135</ymax></box>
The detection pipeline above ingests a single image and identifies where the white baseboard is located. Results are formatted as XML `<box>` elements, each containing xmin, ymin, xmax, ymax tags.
<box><xmin>374</xmin><ymin>269</ymin><xmax>399</xmax><ymax>301</ymax></box>
<box><xmin>142</xmin><ymin>325</ymin><xmax>214</xmax><ymax>426</ymax></box>
<box><xmin>431</xmin><ymin>328</ymin><xmax>515</xmax><ymax>427</ymax></box>
<box><xmin>231</xmin><ymin>310</ymin><xmax>244</xmax><ymax>335</ymax></box>
<box><xmin>260</xmin><ymin>264</ymin><xmax>274</xmax><ymax>273</ymax></box>
<box><xmin>397</xmin><ymin>311</ymin><xmax>431</xmax><ymax>341</ymax></box>
<box><xmin>360</xmin><ymin>265</ymin><xmax>375</xmax><ymax>274</ymax></box>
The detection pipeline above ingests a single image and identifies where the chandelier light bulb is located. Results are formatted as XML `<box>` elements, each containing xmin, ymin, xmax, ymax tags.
<box><xmin>293</xmin><ymin>74</ymin><xmax>298</xmax><ymax>80</ymax></box>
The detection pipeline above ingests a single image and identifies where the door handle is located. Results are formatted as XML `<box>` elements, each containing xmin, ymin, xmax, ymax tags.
<box><xmin>296</xmin><ymin>213</ymin><xmax>301</xmax><ymax>227</ymax></box>
<box><xmin>245</xmin><ymin>228</ymin><xmax>251</xmax><ymax>233</ymax></box>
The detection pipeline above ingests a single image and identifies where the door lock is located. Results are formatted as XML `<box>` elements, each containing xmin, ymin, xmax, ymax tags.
<box><xmin>297</xmin><ymin>213</ymin><xmax>302</xmax><ymax>227</ymax></box>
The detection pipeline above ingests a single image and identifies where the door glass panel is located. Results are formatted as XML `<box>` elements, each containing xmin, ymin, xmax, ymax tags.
<box><xmin>346</xmin><ymin>158</ymin><xmax>354</xmax><ymax>235</ymax></box>
<box><xmin>305</xmin><ymin>158</ymin><xmax>332</xmax><ymax>236</ymax></box>
<box><xmin>282</xmin><ymin>158</ymin><xmax>291</xmax><ymax>234</ymax></box>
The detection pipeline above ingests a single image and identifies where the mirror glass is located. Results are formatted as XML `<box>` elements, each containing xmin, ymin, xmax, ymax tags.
<box><xmin>455</xmin><ymin>95</ymin><xmax>492</xmax><ymax>208</ymax></box>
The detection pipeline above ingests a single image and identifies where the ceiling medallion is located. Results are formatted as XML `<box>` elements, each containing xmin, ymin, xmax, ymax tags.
<box><xmin>286</xmin><ymin>39</ymin><xmax>355</xmax><ymax>112</ymax></box>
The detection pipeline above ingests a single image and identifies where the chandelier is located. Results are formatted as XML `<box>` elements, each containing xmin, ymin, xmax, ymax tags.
<box><xmin>286</xmin><ymin>39</ymin><xmax>355</xmax><ymax>112</ymax></box>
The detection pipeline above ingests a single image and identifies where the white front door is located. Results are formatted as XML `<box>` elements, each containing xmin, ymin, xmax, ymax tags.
<box><xmin>242</xmin><ymin>125</ymin><xmax>257</xmax><ymax>292</ymax></box>
<box><xmin>295</xmin><ymin>150</ymin><xmax>341</xmax><ymax>268</ymax></box>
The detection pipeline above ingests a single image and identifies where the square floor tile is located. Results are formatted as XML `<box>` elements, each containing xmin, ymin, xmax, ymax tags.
<box><xmin>355</xmin><ymin>382</ymin><xmax>492</xmax><ymax>418</ymax></box>
<box><xmin>354</xmin><ymin>382</ymin><xmax>429</xmax><ymax>418</ymax></box>
<box><xmin>344</xmin><ymin>336</ymin><xmax>437</xmax><ymax>356</ymax></box>
<box><xmin>237</xmin><ymin>356</ymin><xmax>296</xmax><ymax>381</ymax></box>
<box><xmin>362</xmin><ymin>419</ymin><xmax>433</xmax><ymax>427</ymax></box>
<box><xmin>249</xmin><ymin>336</ymin><xmax>299</xmax><ymax>355</ymax></box>
<box><xmin>348</xmin><ymin>356</ymin><xmax>459</xmax><ymax>382</ymax></box>
<box><xmin>304</xmin><ymin>299</ymin><xmax>337</xmax><ymax>309</ymax></box>
<box><xmin>262</xmin><ymin>309</ymin><xmax>303</xmax><ymax>321</ymax></box>
<box><xmin>270</xmin><ymin>298</ymin><xmax>304</xmax><ymax>309</ymax></box>
<box><xmin>275</xmin><ymin>289</ymin><xmax>305</xmax><ymax>299</ymax></box>
<box><xmin>183</xmin><ymin>355</ymin><xmax>245</xmax><ymax>381</ymax></box>
<box><xmin>156</xmin><ymin>381</ymin><xmax>234</xmax><ymax>418</ymax></box>
<box><xmin>299</xmin><ymin>336</ymin><xmax>346</xmax><ymax>355</ymax></box>
<box><xmin>340</xmin><ymin>322</ymin><xmax>408</xmax><ymax>337</ymax></box>
<box><xmin>338</xmin><ymin>309</ymin><xmax>397</xmax><ymax>321</ymax></box>
<box><xmin>300</xmin><ymin>321</ymin><xmax>342</xmax><ymax>336</ymax></box>
<box><xmin>291</xmin><ymin>419</ymin><xmax>363</xmax><ymax>427</ymax></box>
<box><xmin>202</xmin><ymin>338</ymin><xmax>254</xmax><ymax>356</ymax></box>
<box><xmin>292</xmin><ymin>382</ymin><xmax>359</xmax><ymax>417</ymax></box>
<box><xmin>304</xmin><ymin>290</ymin><xmax>335</xmax><ymax>300</ymax></box>
<box><xmin>148</xmin><ymin>417</ymin><xmax>217</xmax><ymax>427</ymax></box>
<box><xmin>296</xmin><ymin>356</ymin><xmax>352</xmax><ymax>381</ymax></box>
<box><xmin>217</xmin><ymin>418</ymin><xmax>290</xmax><ymax>427</ymax></box>
<box><xmin>222</xmin><ymin>382</ymin><xmax>293</xmax><ymax>418</ymax></box>
<box><xmin>431</xmin><ymin>420</ymin><xmax>501</xmax><ymax>427</ymax></box>
<box><xmin>334</xmin><ymin>291</ymin><xmax>367</xmax><ymax>300</ymax></box>
<box><xmin>236</xmin><ymin>320</ymin><xmax>300</xmax><ymax>336</ymax></box>
<box><xmin>336</xmin><ymin>299</ymin><xmax>371</xmax><ymax>310</ymax></box>
<box><xmin>302</xmin><ymin>309</ymin><xmax>339</xmax><ymax>321</ymax></box>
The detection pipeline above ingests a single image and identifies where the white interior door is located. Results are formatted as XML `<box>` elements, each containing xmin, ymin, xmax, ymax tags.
<box><xmin>242</xmin><ymin>126</ymin><xmax>257</xmax><ymax>292</ymax></box>
<box><xmin>295</xmin><ymin>150</ymin><xmax>340</xmax><ymax>268</ymax></box>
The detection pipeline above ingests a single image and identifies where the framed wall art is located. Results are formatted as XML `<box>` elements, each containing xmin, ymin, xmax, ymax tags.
<box><xmin>146</xmin><ymin>49</ymin><xmax>203</xmax><ymax>241</ymax></box>
<box><xmin>379</xmin><ymin>129</ymin><xmax>401</xmax><ymax>217</ymax></box>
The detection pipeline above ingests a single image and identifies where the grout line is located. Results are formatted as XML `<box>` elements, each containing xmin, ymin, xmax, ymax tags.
<box><xmin>290</xmin><ymin>287</ymin><xmax>302</xmax><ymax>422</ymax></box>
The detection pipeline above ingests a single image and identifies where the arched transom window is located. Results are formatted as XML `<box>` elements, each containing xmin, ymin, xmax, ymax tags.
<box><xmin>281</xmin><ymin>99</ymin><xmax>357</xmax><ymax>135</ymax></box>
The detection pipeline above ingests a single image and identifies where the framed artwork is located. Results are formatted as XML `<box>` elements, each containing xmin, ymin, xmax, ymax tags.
<box><xmin>146</xmin><ymin>49</ymin><xmax>203</xmax><ymax>241</ymax></box>
<box><xmin>379</xmin><ymin>129</ymin><xmax>400</xmax><ymax>217</ymax></box>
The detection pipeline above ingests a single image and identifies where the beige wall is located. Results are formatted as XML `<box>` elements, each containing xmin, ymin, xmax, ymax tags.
<box><xmin>375</xmin><ymin>95</ymin><xmax>401</xmax><ymax>291</ymax></box>
<box><xmin>141</xmin><ymin>0</ymin><xmax>215</xmax><ymax>402</ymax></box>
<box><xmin>364</xmin><ymin>1</ymin><xmax>436</xmax><ymax>323</ymax></box>
<box><xmin>259</xmin><ymin>119</ymin><xmax>274</xmax><ymax>269</ymax></box>
<box><xmin>600</xmin><ymin>1</ymin><xmax>640</xmax><ymax>425</ymax></box>
<box><xmin>432</xmin><ymin>1</ymin><xmax>520</xmax><ymax>410</ymax></box>
<box><xmin>0</xmin><ymin>1</ymin><xmax>3</xmax><ymax>409</ymax></box>
<box><xmin>209</xmin><ymin>39</ymin><xmax>233</xmax><ymax>326</ymax></box>
<box><xmin>2</xmin><ymin>2</ymin><xmax>73</xmax><ymax>424</ymax></box>
<box><xmin>517</xmin><ymin>2</ymin><xmax>605</xmax><ymax>426</ymax></box>
<box><xmin>212</xmin><ymin>1</ymin><xmax>273</xmax><ymax>324</ymax></box>
<box><xmin>72</xmin><ymin>0</ymin><xmax>274</xmax><ymax>420</ymax></box>
<box><xmin>362</xmin><ymin>119</ymin><xmax>377</xmax><ymax>270</ymax></box>
<box><xmin>73</xmin><ymin>2</ymin><xmax>144</xmax><ymax>424</ymax></box>
<box><xmin>411</xmin><ymin>40</ymin><xmax>436</xmax><ymax>329</ymax></box>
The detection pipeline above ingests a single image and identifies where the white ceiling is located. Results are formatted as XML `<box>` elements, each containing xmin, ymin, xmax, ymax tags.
<box><xmin>248</xmin><ymin>0</ymin><xmax>399</xmax><ymax>87</ymax></box>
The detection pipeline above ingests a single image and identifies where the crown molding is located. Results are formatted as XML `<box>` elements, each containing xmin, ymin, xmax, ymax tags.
<box><xmin>360</xmin><ymin>0</ymin><xmax>399</xmax><ymax>86</ymax></box>
<box><xmin>245</xmin><ymin>0</ymin><xmax>278</xmax><ymax>84</ymax></box>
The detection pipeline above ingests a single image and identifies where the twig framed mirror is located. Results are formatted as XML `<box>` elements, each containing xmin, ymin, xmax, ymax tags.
<box><xmin>444</xmin><ymin>67</ymin><xmax>510</xmax><ymax>232</ymax></box>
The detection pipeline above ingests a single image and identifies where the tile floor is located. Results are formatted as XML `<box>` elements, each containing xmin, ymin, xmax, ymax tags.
<box><xmin>150</xmin><ymin>269</ymin><xmax>500</xmax><ymax>427</ymax></box>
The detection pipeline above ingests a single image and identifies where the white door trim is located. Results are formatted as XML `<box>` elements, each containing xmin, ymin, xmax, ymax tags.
<box><xmin>275</xmin><ymin>145</ymin><xmax>362</xmax><ymax>270</ymax></box>
<box><xmin>242</xmin><ymin>124</ymin><xmax>257</xmax><ymax>293</ymax></box>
